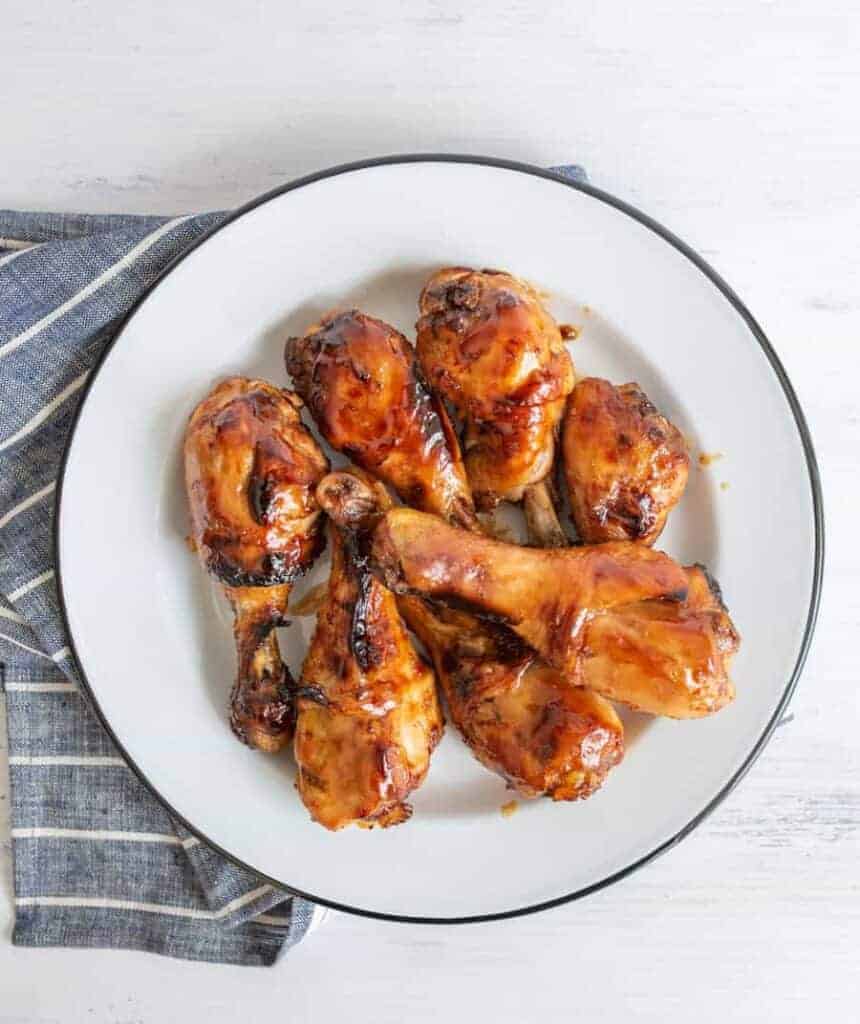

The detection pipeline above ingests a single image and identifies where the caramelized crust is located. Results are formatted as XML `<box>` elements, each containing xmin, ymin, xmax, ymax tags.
<box><xmin>184</xmin><ymin>377</ymin><xmax>328</xmax><ymax>750</ymax></box>
<box><xmin>563</xmin><ymin>378</ymin><xmax>690</xmax><ymax>545</ymax></box>
<box><xmin>286</xmin><ymin>310</ymin><xmax>477</xmax><ymax>529</ymax></box>
<box><xmin>371</xmin><ymin>508</ymin><xmax>737</xmax><ymax>719</ymax></box>
<box><xmin>294</xmin><ymin>474</ymin><xmax>442</xmax><ymax>830</ymax></box>
<box><xmin>417</xmin><ymin>267</ymin><xmax>575</xmax><ymax>507</ymax></box>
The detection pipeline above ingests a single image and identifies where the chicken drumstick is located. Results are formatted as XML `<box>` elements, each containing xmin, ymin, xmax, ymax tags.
<box><xmin>184</xmin><ymin>377</ymin><xmax>329</xmax><ymax>751</ymax></box>
<box><xmin>371</xmin><ymin>508</ymin><xmax>738</xmax><ymax>719</ymax></box>
<box><xmin>416</xmin><ymin>267</ymin><xmax>575</xmax><ymax>541</ymax></box>
<box><xmin>286</xmin><ymin>309</ymin><xmax>477</xmax><ymax>530</ymax></box>
<box><xmin>562</xmin><ymin>377</ymin><xmax>690</xmax><ymax>545</ymax></box>
<box><xmin>294</xmin><ymin>472</ymin><xmax>442</xmax><ymax>829</ymax></box>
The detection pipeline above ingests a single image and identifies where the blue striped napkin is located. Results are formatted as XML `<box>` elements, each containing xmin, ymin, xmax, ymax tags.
<box><xmin>0</xmin><ymin>210</ymin><xmax>323</xmax><ymax>965</ymax></box>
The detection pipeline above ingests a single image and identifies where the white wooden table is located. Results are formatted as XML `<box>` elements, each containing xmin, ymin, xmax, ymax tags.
<box><xmin>2</xmin><ymin>2</ymin><xmax>858</xmax><ymax>1020</ymax></box>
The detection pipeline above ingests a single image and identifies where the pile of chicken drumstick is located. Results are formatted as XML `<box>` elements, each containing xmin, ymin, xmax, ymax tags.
<box><xmin>184</xmin><ymin>267</ymin><xmax>740</xmax><ymax>831</ymax></box>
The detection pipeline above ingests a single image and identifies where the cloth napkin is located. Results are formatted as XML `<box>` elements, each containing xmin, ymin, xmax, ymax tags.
<box><xmin>0</xmin><ymin>210</ymin><xmax>323</xmax><ymax>965</ymax></box>
<box><xmin>0</xmin><ymin>163</ymin><xmax>585</xmax><ymax>965</ymax></box>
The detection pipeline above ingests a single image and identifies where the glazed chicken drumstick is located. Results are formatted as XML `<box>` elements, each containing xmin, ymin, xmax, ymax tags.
<box><xmin>286</xmin><ymin>309</ymin><xmax>477</xmax><ymax>530</ymax></box>
<box><xmin>562</xmin><ymin>377</ymin><xmax>690</xmax><ymax>545</ymax></box>
<box><xmin>184</xmin><ymin>377</ymin><xmax>328</xmax><ymax>751</ymax></box>
<box><xmin>416</xmin><ymin>267</ymin><xmax>575</xmax><ymax>542</ymax></box>
<box><xmin>287</xmin><ymin>309</ymin><xmax>624</xmax><ymax>799</ymax></box>
<box><xmin>371</xmin><ymin>509</ymin><xmax>739</xmax><ymax>719</ymax></box>
<box><xmin>294</xmin><ymin>472</ymin><xmax>442</xmax><ymax>830</ymax></box>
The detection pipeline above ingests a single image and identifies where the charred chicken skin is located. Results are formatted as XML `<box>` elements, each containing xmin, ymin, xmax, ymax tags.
<box><xmin>285</xmin><ymin>310</ymin><xmax>477</xmax><ymax>530</ymax></box>
<box><xmin>294</xmin><ymin>472</ymin><xmax>442</xmax><ymax>830</ymax></box>
<box><xmin>370</xmin><ymin>509</ymin><xmax>738</xmax><ymax>719</ymax></box>
<box><xmin>563</xmin><ymin>377</ymin><xmax>690</xmax><ymax>545</ymax></box>
<box><xmin>289</xmin><ymin>311</ymin><xmax>623</xmax><ymax>799</ymax></box>
<box><xmin>416</xmin><ymin>267</ymin><xmax>575</xmax><ymax>517</ymax></box>
<box><xmin>185</xmin><ymin>377</ymin><xmax>328</xmax><ymax>751</ymax></box>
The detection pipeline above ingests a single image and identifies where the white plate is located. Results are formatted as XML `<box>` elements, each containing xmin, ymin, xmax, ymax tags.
<box><xmin>57</xmin><ymin>157</ymin><xmax>823</xmax><ymax>922</ymax></box>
